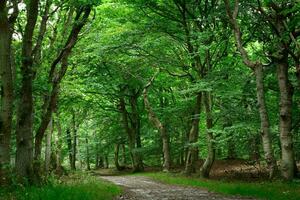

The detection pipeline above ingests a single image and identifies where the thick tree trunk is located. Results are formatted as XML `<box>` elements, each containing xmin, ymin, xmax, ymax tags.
<box><xmin>119</xmin><ymin>96</ymin><xmax>144</xmax><ymax>172</ymax></box>
<box><xmin>15</xmin><ymin>0</ymin><xmax>39</xmax><ymax>183</ymax></box>
<box><xmin>185</xmin><ymin>93</ymin><xmax>202</xmax><ymax>175</ymax></box>
<box><xmin>45</xmin><ymin>118</ymin><xmax>53</xmax><ymax>173</ymax></box>
<box><xmin>276</xmin><ymin>54</ymin><xmax>295</xmax><ymax>180</ymax></box>
<box><xmin>114</xmin><ymin>144</ymin><xmax>121</xmax><ymax>170</ymax></box>
<box><xmin>0</xmin><ymin>1</ymin><xmax>14</xmax><ymax>185</ymax></box>
<box><xmin>255</xmin><ymin>65</ymin><xmax>278</xmax><ymax>178</ymax></box>
<box><xmin>121</xmin><ymin>144</ymin><xmax>126</xmax><ymax>166</ymax></box>
<box><xmin>85</xmin><ymin>137</ymin><xmax>90</xmax><ymax>170</ymax></box>
<box><xmin>200</xmin><ymin>92</ymin><xmax>215</xmax><ymax>178</ymax></box>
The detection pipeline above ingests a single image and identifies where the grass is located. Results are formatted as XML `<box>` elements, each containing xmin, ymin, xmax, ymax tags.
<box><xmin>137</xmin><ymin>172</ymin><xmax>300</xmax><ymax>200</ymax></box>
<box><xmin>0</xmin><ymin>172</ymin><xmax>122</xmax><ymax>200</ymax></box>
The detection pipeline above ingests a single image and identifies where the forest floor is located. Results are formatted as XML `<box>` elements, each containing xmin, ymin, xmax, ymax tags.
<box><xmin>93</xmin><ymin>160</ymin><xmax>300</xmax><ymax>200</ymax></box>
<box><xmin>100</xmin><ymin>175</ymin><xmax>254</xmax><ymax>200</ymax></box>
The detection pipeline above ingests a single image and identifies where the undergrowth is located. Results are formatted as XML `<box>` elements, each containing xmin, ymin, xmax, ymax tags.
<box><xmin>0</xmin><ymin>172</ymin><xmax>121</xmax><ymax>200</ymax></box>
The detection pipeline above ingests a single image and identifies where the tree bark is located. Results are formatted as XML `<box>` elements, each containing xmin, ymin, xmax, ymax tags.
<box><xmin>55</xmin><ymin>115</ymin><xmax>63</xmax><ymax>175</ymax></box>
<box><xmin>0</xmin><ymin>0</ymin><xmax>14</xmax><ymax>184</ymax></box>
<box><xmin>185</xmin><ymin>93</ymin><xmax>202</xmax><ymax>175</ymax></box>
<box><xmin>119</xmin><ymin>96</ymin><xmax>144</xmax><ymax>172</ymax></box>
<box><xmin>45</xmin><ymin>117</ymin><xmax>53</xmax><ymax>173</ymax></box>
<box><xmin>200</xmin><ymin>92</ymin><xmax>215</xmax><ymax>178</ymax></box>
<box><xmin>255</xmin><ymin>65</ymin><xmax>278</xmax><ymax>178</ymax></box>
<box><xmin>143</xmin><ymin>75</ymin><xmax>171</xmax><ymax>171</ymax></box>
<box><xmin>66</xmin><ymin>128</ymin><xmax>73</xmax><ymax>170</ymax></box>
<box><xmin>85</xmin><ymin>137</ymin><xmax>90</xmax><ymax>170</ymax></box>
<box><xmin>114</xmin><ymin>144</ymin><xmax>121</xmax><ymax>170</ymax></box>
<box><xmin>276</xmin><ymin>53</ymin><xmax>295</xmax><ymax>180</ymax></box>
<box><xmin>71</xmin><ymin>112</ymin><xmax>77</xmax><ymax>170</ymax></box>
<box><xmin>33</xmin><ymin>6</ymin><xmax>91</xmax><ymax>178</ymax></box>
<box><xmin>104</xmin><ymin>155</ymin><xmax>109</xmax><ymax>169</ymax></box>
<box><xmin>224</xmin><ymin>0</ymin><xmax>277</xmax><ymax>179</ymax></box>
<box><xmin>121</xmin><ymin>144</ymin><xmax>126</xmax><ymax>166</ymax></box>
<box><xmin>129</xmin><ymin>92</ymin><xmax>144</xmax><ymax>171</ymax></box>
<box><xmin>15</xmin><ymin>0</ymin><xmax>39</xmax><ymax>183</ymax></box>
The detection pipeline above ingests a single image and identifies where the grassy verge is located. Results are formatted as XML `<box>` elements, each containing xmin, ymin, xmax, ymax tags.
<box><xmin>0</xmin><ymin>173</ymin><xmax>121</xmax><ymax>200</ymax></box>
<box><xmin>138</xmin><ymin>172</ymin><xmax>300</xmax><ymax>200</ymax></box>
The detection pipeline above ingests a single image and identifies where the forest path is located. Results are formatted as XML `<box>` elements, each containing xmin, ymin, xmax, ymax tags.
<box><xmin>100</xmin><ymin>175</ymin><xmax>255</xmax><ymax>200</ymax></box>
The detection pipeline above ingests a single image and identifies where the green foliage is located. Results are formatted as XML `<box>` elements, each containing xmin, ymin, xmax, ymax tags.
<box><xmin>0</xmin><ymin>173</ymin><xmax>121</xmax><ymax>200</ymax></box>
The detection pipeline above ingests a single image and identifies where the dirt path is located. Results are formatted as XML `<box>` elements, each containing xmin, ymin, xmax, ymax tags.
<box><xmin>100</xmin><ymin>175</ymin><xmax>255</xmax><ymax>200</ymax></box>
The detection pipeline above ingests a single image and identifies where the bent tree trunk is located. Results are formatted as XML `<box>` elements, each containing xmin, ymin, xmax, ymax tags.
<box><xmin>143</xmin><ymin>76</ymin><xmax>171</xmax><ymax>171</ymax></box>
<box><xmin>33</xmin><ymin>7</ymin><xmax>91</xmax><ymax>180</ymax></box>
<box><xmin>255</xmin><ymin>65</ymin><xmax>277</xmax><ymax>178</ymax></box>
<box><xmin>0</xmin><ymin>1</ymin><xmax>14</xmax><ymax>184</ymax></box>
<box><xmin>200</xmin><ymin>92</ymin><xmax>215</xmax><ymax>178</ymax></box>
<box><xmin>15</xmin><ymin>0</ymin><xmax>39</xmax><ymax>183</ymax></box>
<box><xmin>277</xmin><ymin>54</ymin><xmax>295</xmax><ymax>180</ymax></box>
<box><xmin>224</xmin><ymin>0</ymin><xmax>278</xmax><ymax>179</ymax></box>
<box><xmin>185</xmin><ymin>93</ymin><xmax>202</xmax><ymax>175</ymax></box>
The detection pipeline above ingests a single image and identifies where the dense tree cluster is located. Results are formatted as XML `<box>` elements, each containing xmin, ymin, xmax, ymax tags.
<box><xmin>0</xmin><ymin>0</ymin><xmax>299</xmax><ymax>186</ymax></box>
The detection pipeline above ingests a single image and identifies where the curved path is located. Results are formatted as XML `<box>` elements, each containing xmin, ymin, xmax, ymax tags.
<box><xmin>100</xmin><ymin>175</ymin><xmax>255</xmax><ymax>200</ymax></box>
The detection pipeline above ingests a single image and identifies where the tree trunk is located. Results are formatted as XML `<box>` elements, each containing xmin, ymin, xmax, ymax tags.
<box><xmin>95</xmin><ymin>143</ymin><xmax>100</xmax><ymax>169</ymax></box>
<box><xmin>15</xmin><ymin>0</ymin><xmax>39</xmax><ymax>183</ymax></box>
<box><xmin>255</xmin><ymin>64</ymin><xmax>278</xmax><ymax>178</ymax></box>
<box><xmin>104</xmin><ymin>155</ymin><xmax>109</xmax><ymax>169</ymax></box>
<box><xmin>66</xmin><ymin>128</ymin><xmax>73</xmax><ymax>170</ymax></box>
<box><xmin>0</xmin><ymin>1</ymin><xmax>14</xmax><ymax>184</ymax></box>
<box><xmin>119</xmin><ymin>96</ymin><xmax>144</xmax><ymax>172</ymax></box>
<box><xmin>55</xmin><ymin>115</ymin><xmax>63</xmax><ymax>175</ymax></box>
<box><xmin>99</xmin><ymin>156</ymin><xmax>104</xmax><ymax>168</ymax></box>
<box><xmin>114</xmin><ymin>144</ymin><xmax>121</xmax><ymax>170</ymax></box>
<box><xmin>71</xmin><ymin>113</ymin><xmax>77</xmax><ymax>170</ymax></box>
<box><xmin>276</xmin><ymin>53</ymin><xmax>295</xmax><ymax>180</ymax></box>
<box><xmin>121</xmin><ymin>144</ymin><xmax>126</xmax><ymax>166</ymax></box>
<box><xmin>185</xmin><ymin>93</ymin><xmax>202</xmax><ymax>175</ymax></box>
<box><xmin>85</xmin><ymin>137</ymin><xmax>90</xmax><ymax>171</ymax></box>
<box><xmin>45</xmin><ymin>118</ymin><xmax>53</xmax><ymax>173</ymax></box>
<box><xmin>33</xmin><ymin>6</ymin><xmax>91</xmax><ymax>179</ymax></box>
<box><xmin>143</xmin><ymin>75</ymin><xmax>171</xmax><ymax>171</ymax></box>
<box><xmin>200</xmin><ymin>92</ymin><xmax>215</xmax><ymax>178</ymax></box>
<box><xmin>129</xmin><ymin>93</ymin><xmax>144</xmax><ymax>172</ymax></box>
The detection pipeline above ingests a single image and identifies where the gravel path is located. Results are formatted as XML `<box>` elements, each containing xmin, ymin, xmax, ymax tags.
<box><xmin>100</xmin><ymin>175</ymin><xmax>255</xmax><ymax>200</ymax></box>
